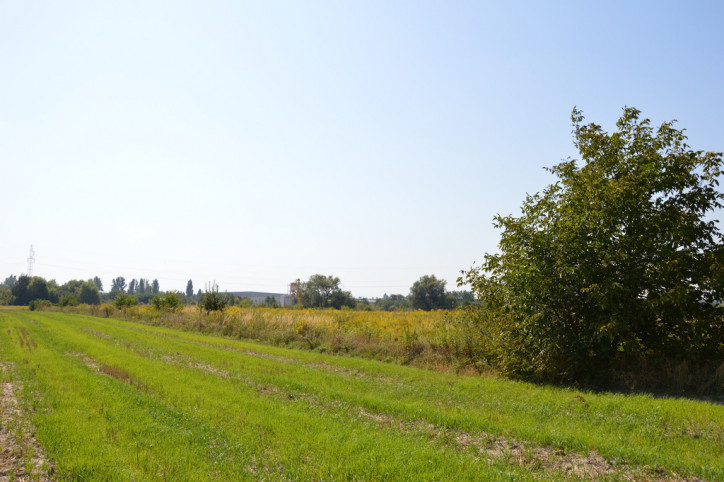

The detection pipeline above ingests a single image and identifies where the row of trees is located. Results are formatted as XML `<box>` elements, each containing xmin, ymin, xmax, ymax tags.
<box><xmin>295</xmin><ymin>274</ymin><xmax>473</xmax><ymax>311</ymax></box>
<box><xmin>1</xmin><ymin>272</ymin><xmax>472</xmax><ymax>312</ymax></box>
<box><xmin>1</xmin><ymin>275</ymin><xmax>101</xmax><ymax>306</ymax></box>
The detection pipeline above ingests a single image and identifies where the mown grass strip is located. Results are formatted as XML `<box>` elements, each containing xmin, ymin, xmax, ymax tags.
<box><xmin>47</xmin><ymin>310</ymin><xmax>723</xmax><ymax>480</ymax></box>
<box><xmin>2</xmin><ymin>310</ymin><xmax>723</xmax><ymax>480</ymax></box>
<box><xmin>2</xmin><ymin>310</ymin><xmax>537</xmax><ymax>480</ymax></box>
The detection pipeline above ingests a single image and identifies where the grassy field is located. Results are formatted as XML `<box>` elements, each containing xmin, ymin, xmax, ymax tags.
<box><xmin>1</xmin><ymin>309</ymin><xmax>722</xmax><ymax>480</ymax></box>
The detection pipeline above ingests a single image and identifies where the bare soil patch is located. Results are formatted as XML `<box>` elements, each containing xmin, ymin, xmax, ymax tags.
<box><xmin>0</xmin><ymin>363</ymin><xmax>50</xmax><ymax>481</ymax></box>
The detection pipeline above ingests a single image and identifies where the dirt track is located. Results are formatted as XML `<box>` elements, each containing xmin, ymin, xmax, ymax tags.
<box><xmin>0</xmin><ymin>364</ymin><xmax>50</xmax><ymax>481</ymax></box>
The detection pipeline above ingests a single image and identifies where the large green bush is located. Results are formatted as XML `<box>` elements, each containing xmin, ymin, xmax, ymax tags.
<box><xmin>463</xmin><ymin>107</ymin><xmax>724</xmax><ymax>382</ymax></box>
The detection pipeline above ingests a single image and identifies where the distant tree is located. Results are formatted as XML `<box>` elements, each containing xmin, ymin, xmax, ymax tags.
<box><xmin>0</xmin><ymin>285</ymin><xmax>13</xmax><ymax>305</ymax></box>
<box><xmin>163</xmin><ymin>292</ymin><xmax>181</xmax><ymax>311</ymax></box>
<box><xmin>152</xmin><ymin>279</ymin><xmax>160</xmax><ymax>294</ymax></box>
<box><xmin>111</xmin><ymin>277</ymin><xmax>127</xmax><ymax>293</ymax></box>
<box><xmin>199</xmin><ymin>282</ymin><xmax>227</xmax><ymax>314</ymax></box>
<box><xmin>128</xmin><ymin>279</ymin><xmax>137</xmax><ymax>295</ymax></box>
<box><xmin>374</xmin><ymin>294</ymin><xmax>409</xmax><ymax>311</ymax></box>
<box><xmin>138</xmin><ymin>279</ymin><xmax>146</xmax><ymax>294</ymax></box>
<box><xmin>299</xmin><ymin>274</ymin><xmax>355</xmax><ymax>309</ymax></box>
<box><xmin>58</xmin><ymin>280</ymin><xmax>83</xmax><ymax>300</ymax></box>
<box><xmin>447</xmin><ymin>290</ymin><xmax>475</xmax><ymax>309</ymax></box>
<box><xmin>78</xmin><ymin>281</ymin><xmax>101</xmax><ymax>305</ymax></box>
<box><xmin>151</xmin><ymin>292</ymin><xmax>181</xmax><ymax>311</ymax></box>
<box><xmin>186</xmin><ymin>280</ymin><xmax>194</xmax><ymax>298</ymax></box>
<box><xmin>113</xmin><ymin>293</ymin><xmax>136</xmax><ymax>309</ymax></box>
<box><xmin>27</xmin><ymin>277</ymin><xmax>51</xmax><ymax>303</ymax></box>
<box><xmin>261</xmin><ymin>295</ymin><xmax>280</xmax><ymax>308</ymax></box>
<box><xmin>2</xmin><ymin>275</ymin><xmax>17</xmax><ymax>288</ymax></box>
<box><xmin>92</xmin><ymin>276</ymin><xmax>103</xmax><ymax>292</ymax></box>
<box><xmin>410</xmin><ymin>275</ymin><xmax>450</xmax><ymax>311</ymax></box>
<box><xmin>59</xmin><ymin>294</ymin><xmax>79</xmax><ymax>307</ymax></box>
<box><xmin>11</xmin><ymin>275</ymin><xmax>31</xmax><ymax>305</ymax></box>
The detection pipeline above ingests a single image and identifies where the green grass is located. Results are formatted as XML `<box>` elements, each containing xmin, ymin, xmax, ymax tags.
<box><xmin>1</xmin><ymin>310</ymin><xmax>722</xmax><ymax>480</ymax></box>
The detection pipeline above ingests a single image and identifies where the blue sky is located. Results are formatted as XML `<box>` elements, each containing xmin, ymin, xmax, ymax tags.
<box><xmin>1</xmin><ymin>1</ymin><xmax>722</xmax><ymax>297</ymax></box>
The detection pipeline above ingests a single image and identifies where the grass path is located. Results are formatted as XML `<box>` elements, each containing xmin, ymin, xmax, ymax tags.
<box><xmin>1</xmin><ymin>310</ymin><xmax>722</xmax><ymax>480</ymax></box>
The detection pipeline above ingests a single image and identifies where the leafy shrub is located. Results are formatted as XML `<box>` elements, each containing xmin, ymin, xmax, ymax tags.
<box><xmin>59</xmin><ymin>294</ymin><xmax>79</xmax><ymax>307</ymax></box>
<box><xmin>29</xmin><ymin>299</ymin><xmax>52</xmax><ymax>311</ymax></box>
<box><xmin>462</xmin><ymin>107</ymin><xmax>724</xmax><ymax>383</ymax></box>
<box><xmin>113</xmin><ymin>293</ymin><xmax>136</xmax><ymax>309</ymax></box>
<box><xmin>199</xmin><ymin>284</ymin><xmax>227</xmax><ymax>314</ymax></box>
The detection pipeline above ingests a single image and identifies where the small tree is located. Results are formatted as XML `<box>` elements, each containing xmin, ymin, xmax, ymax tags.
<box><xmin>92</xmin><ymin>276</ymin><xmax>103</xmax><ymax>292</ymax></box>
<box><xmin>299</xmin><ymin>274</ymin><xmax>354</xmax><ymax>309</ymax></box>
<box><xmin>113</xmin><ymin>293</ymin><xmax>136</xmax><ymax>309</ymax></box>
<box><xmin>200</xmin><ymin>282</ymin><xmax>227</xmax><ymax>314</ymax></box>
<box><xmin>152</xmin><ymin>292</ymin><xmax>182</xmax><ymax>312</ymax></box>
<box><xmin>462</xmin><ymin>107</ymin><xmax>724</xmax><ymax>381</ymax></box>
<box><xmin>11</xmin><ymin>275</ymin><xmax>31</xmax><ymax>305</ymax></box>
<box><xmin>27</xmin><ymin>277</ymin><xmax>51</xmax><ymax>303</ymax></box>
<box><xmin>79</xmin><ymin>282</ymin><xmax>101</xmax><ymax>305</ymax></box>
<box><xmin>0</xmin><ymin>285</ymin><xmax>13</xmax><ymax>305</ymax></box>
<box><xmin>409</xmin><ymin>275</ymin><xmax>450</xmax><ymax>311</ymax></box>
<box><xmin>186</xmin><ymin>280</ymin><xmax>194</xmax><ymax>299</ymax></box>
<box><xmin>111</xmin><ymin>277</ymin><xmax>127</xmax><ymax>294</ymax></box>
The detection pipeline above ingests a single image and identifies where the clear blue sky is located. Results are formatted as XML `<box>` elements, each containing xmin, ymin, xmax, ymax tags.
<box><xmin>1</xmin><ymin>1</ymin><xmax>722</xmax><ymax>297</ymax></box>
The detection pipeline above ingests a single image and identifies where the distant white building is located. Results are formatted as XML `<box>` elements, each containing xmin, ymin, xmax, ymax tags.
<box><xmin>228</xmin><ymin>291</ymin><xmax>293</xmax><ymax>306</ymax></box>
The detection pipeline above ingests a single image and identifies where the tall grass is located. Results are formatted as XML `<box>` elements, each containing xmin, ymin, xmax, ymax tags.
<box><xmin>59</xmin><ymin>303</ymin><xmax>724</xmax><ymax>396</ymax></box>
<box><xmin>64</xmin><ymin>304</ymin><xmax>483</xmax><ymax>373</ymax></box>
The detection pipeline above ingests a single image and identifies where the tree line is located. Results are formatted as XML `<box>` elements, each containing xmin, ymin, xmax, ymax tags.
<box><xmin>0</xmin><ymin>273</ymin><xmax>473</xmax><ymax>312</ymax></box>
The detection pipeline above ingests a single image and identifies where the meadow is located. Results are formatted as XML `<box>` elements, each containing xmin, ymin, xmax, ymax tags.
<box><xmin>63</xmin><ymin>303</ymin><xmax>506</xmax><ymax>376</ymax></box>
<box><xmin>1</xmin><ymin>308</ymin><xmax>722</xmax><ymax>480</ymax></box>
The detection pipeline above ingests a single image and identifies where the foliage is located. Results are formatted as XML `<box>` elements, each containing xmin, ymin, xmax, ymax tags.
<box><xmin>151</xmin><ymin>292</ymin><xmax>182</xmax><ymax>312</ymax></box>
<box><xmin>409</xmin><ymin>275</ymin><xmax>450</xmax><ymax>311</ymax></box>
<box><xmin>3</xmin><ymin>274</ymin><xmax>17</xmax><ymax>287</ymax></box>
<box><xmin>28</xmin><ymin>299</ymin><xmax>52</xmax><ymax>311</ymax></box>
<box><xmin>0</xmin><ymin>285</ymin><xmax>13</xmax><ymax>305</ymax></box>
<box><xmin>59</xmin><ymin>294</ymin><xmax>80</xmax><ymax>307</ymax></box>
<box><xmin>260</xmin><ymin>295</ymin><xmax>280</xmax><ymax>308</ymax></box>
<box><xmin>113</xmin><ymin>293</ymin><xmax>136</xmax><ymax>309</ymax></box>
<box><xmin>11</xmin><ymin>275</ymin><xmax>57</xmax><ymax>305</ymax></box>
<box><xmin>111</xmin><ymin>277</ymin><xmax>127</xmax><ymax>294</ymax></box>
<box><xmin>447</xmin><ymin>290</ymin><xmax>475</xmax><ymax>309</ymax></box>
<box><xmin>27</xmin><ymin>277</ymin><xmax>52</xmax><ymax>303</ymax></box>
<box><xmin>373</xmin><ymin>293</ymin><xmax>409</xmax><ymax>311</ymax></box>
<box><xmin>186</xmin><ymin>279</ymin><xmax>194</xmax><ymax>298</ymax></box>
<box><xmin>299</xmin><ymin>274</ymin><xmax>355</xmax><ymax>309</ymax></box>
<box><xmin>462</xmin><ymin>107</ymin><xmax>724</xmax><ymax>382</ymax></box>
<box><xmin>199</xmin><ymin>282</ymin><xmax>227</xmax><ymax>313</ymax></box>
<box><xmin>92</xmin><ymin>276</ymin><xmax>103</xmax><ymax>292</ymax></box>
<box><xmin>78</xmin><ymin>282</ymin><xmax>101</xmax><ymax>305</ymax></box>
<box><xmin>11</xmin><ymin>275</ymin><xmax>31</xmax><ymax>305</ymax></box>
